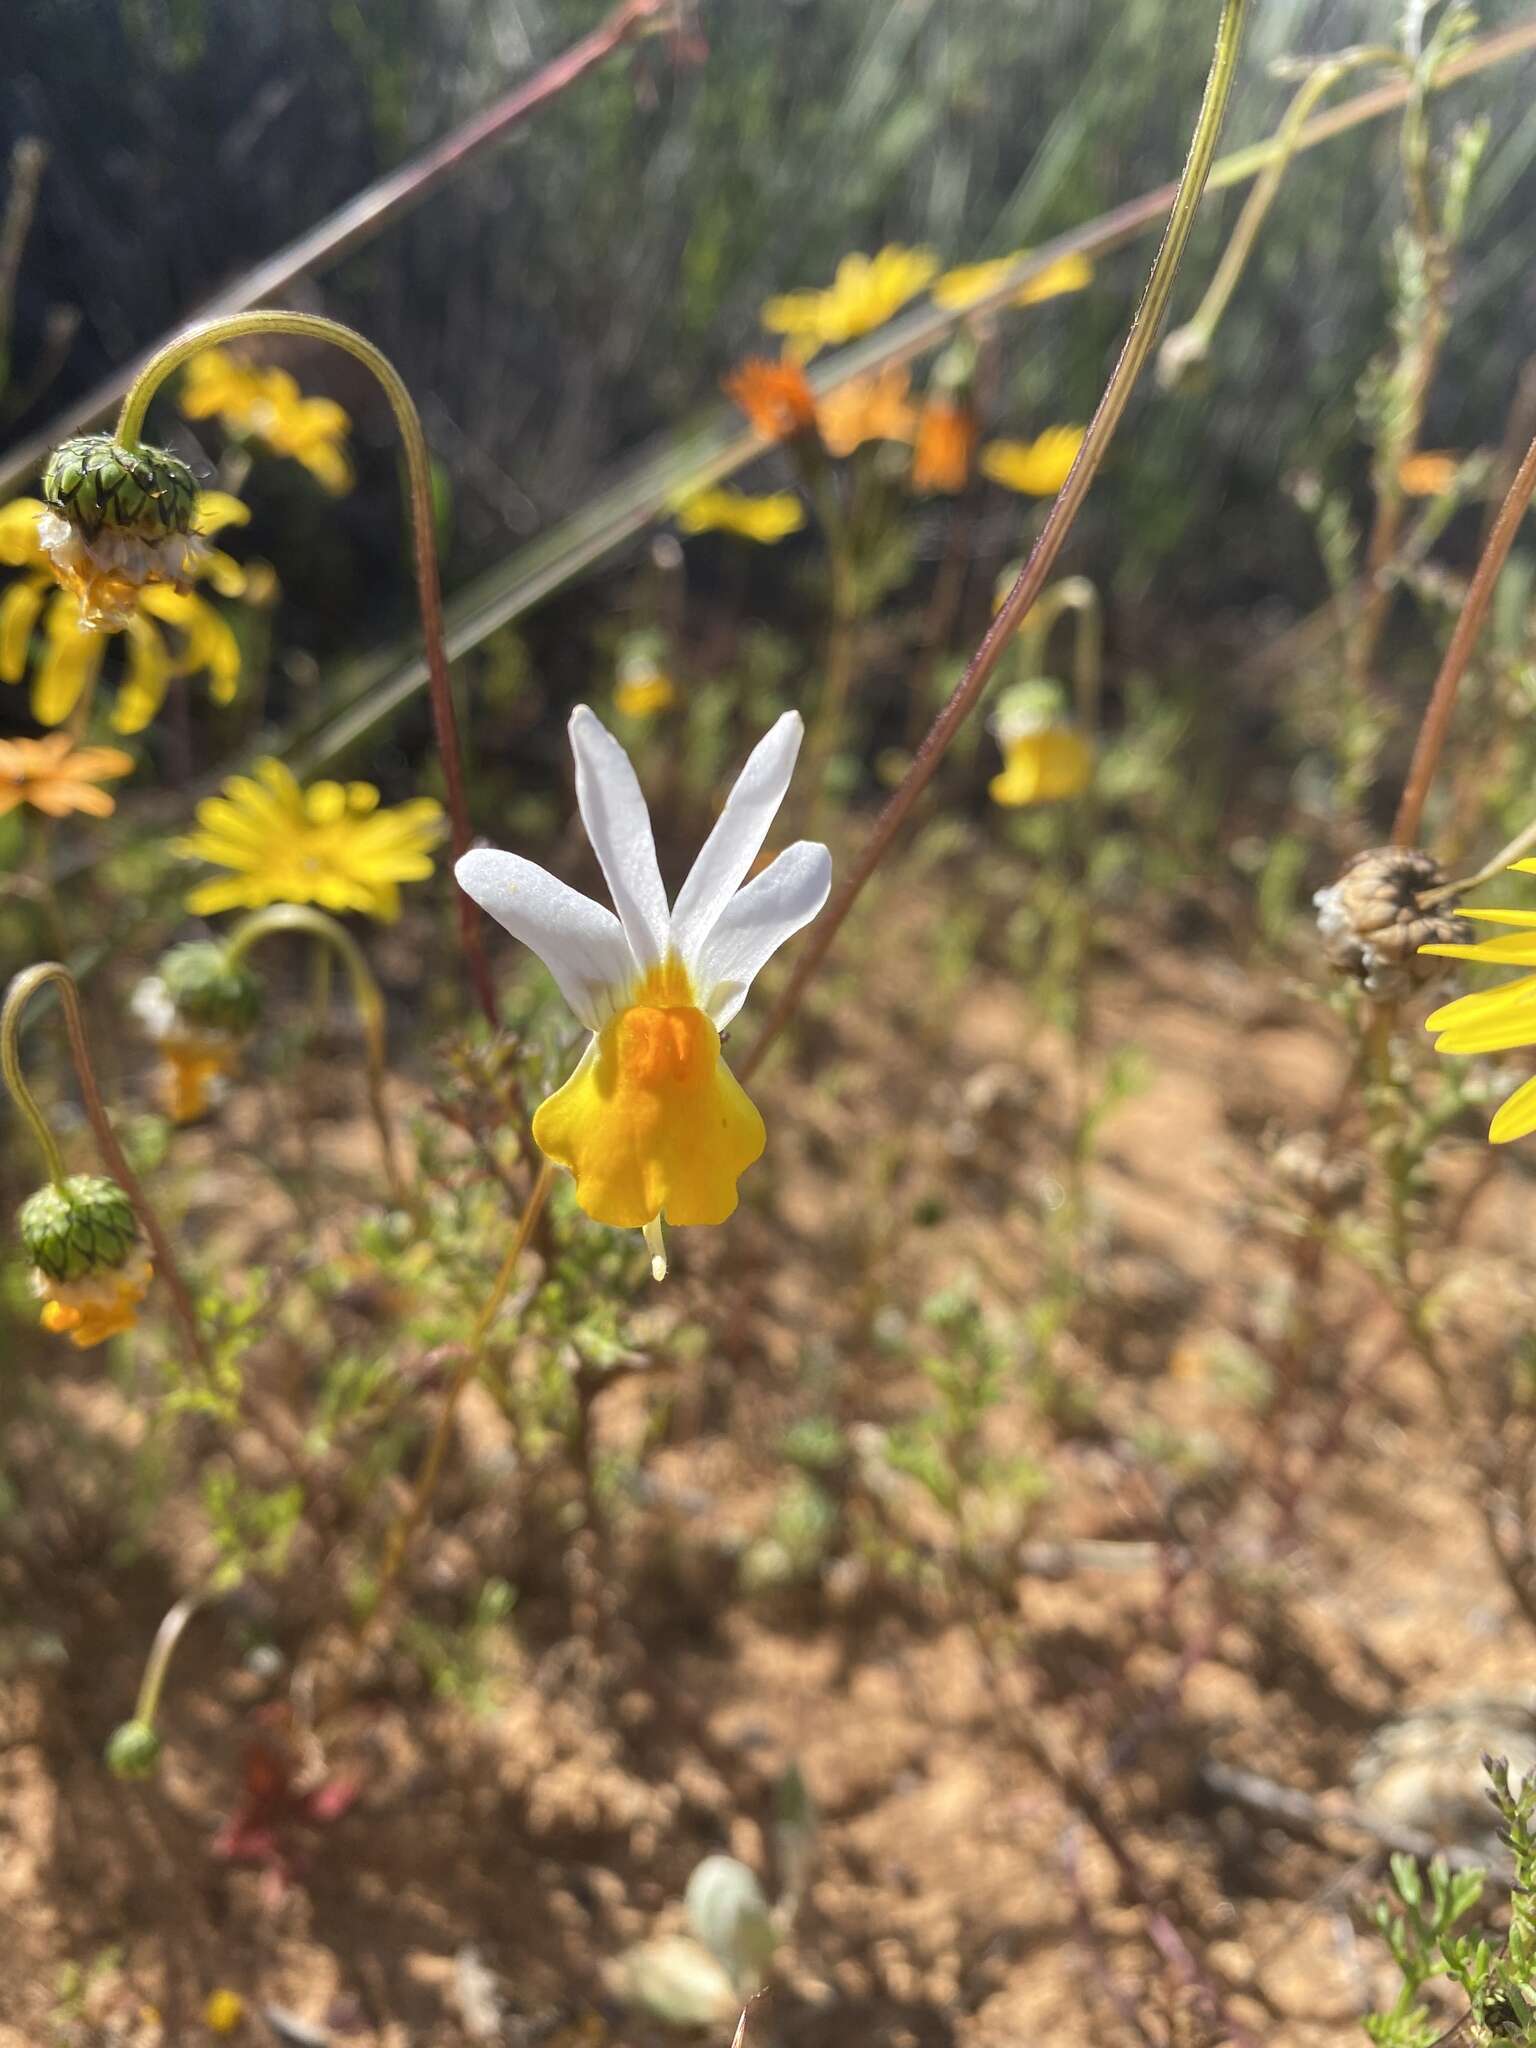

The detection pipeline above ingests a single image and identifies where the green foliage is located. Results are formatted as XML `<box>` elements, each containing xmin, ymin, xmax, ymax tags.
<box><xmin>1364</xmin><ymin>1758</ymin><xmax>1536</xmax><ymax>2046</ymax></box>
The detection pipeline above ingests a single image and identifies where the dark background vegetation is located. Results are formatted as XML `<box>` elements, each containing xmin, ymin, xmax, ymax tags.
<box><xmin>8</xmin><ymin>0</ymin><xmax>1536</xmax><ymax>649</ymax></box>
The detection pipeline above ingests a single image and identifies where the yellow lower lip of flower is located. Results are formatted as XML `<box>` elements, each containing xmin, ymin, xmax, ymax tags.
<box><xmin>615</xmin><ymin>672</ymin><xmax>676</xmax><ymax>719</ymax></box>
<box><xmin>989</xmin><ymin>728</ymin><xmax>1094</xmax><ymax>807</ymax></box>
<box><xmin>533</xmin><ymin>999</ymin><xmax>765</xmax><ymax>1230</ymax></box>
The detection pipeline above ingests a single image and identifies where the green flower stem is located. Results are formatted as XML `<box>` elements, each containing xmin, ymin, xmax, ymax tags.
<box><xmin>796</xmin><ymin>448</ymin><xmax>862</xmax><ymax>823</ymax></box>
<box><xmin>366</xmin><ymin>1156</ymin><xmax>554</xmax><ymax>1635</ymax></box>
<box><xmin>1169</xmin><ymin>46</ymin><xmax>1404</xmax><ymax>365</ymax></box>
<box><xmin>1017</xmin><ymin>576</ymin><xmax>1103</xmax><ymax>739</ymax></box>
<box><xmin>112</xmin><ymin>310</ymin><xmax>498</xmax><ymax>1032</ymax></box>
<box><xmin>1</xmin><ymin>962</ymin><xmax>207</xmax><ymax>1368</ymax></box>
<box><xmin>740</xmin><ymin>0</ymin><xmax>1253</xmax><ymax>1083</ymax></box>
<box><xmin>131</xmin><ymin>1587</ymin><xmax>208</xmax><ymax>1730</ymax></box>
<box><xmin>223</xmin><ymin>905</ymin><xmax>410</xmax><ymax>1216</ymax></box>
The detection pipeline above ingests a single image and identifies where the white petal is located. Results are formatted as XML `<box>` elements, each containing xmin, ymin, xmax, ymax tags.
<box><xmin>456</xmin><ymin>848</ymin><xmax>635</xmax><ymax>1031</ymax></box>
<box><xmin>694</xmin><ymin>840</ymin><xmax>832</xmax><ymax>1029</ymax></box>
<box><xmin>569</xmin><ymin>704</ymin><xmax>670</xmax><ymax>970</ymax></box>
<box><xmin>670</xmin><ymin>711</ymin><xmax>805</xmax><ymax>965</ymax></box>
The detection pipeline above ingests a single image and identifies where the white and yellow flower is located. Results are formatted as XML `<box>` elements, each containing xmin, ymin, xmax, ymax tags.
<box><xmin>457</xmin><ymin>707</ymin><xmax>831</xmax><ymax>1277</ymax></box>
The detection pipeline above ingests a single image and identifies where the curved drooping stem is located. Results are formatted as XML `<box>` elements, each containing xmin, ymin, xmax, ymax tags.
<box><xmin>740</xmin><ymin>0</ymin><xmax>1253</xmax><ymax>1083</ymax></box>
<box><xmin>1392</xmin><ymin>426</ymin><xmax>1536</xmax><ymax>847</ymax></box>
<box><xmin>1</xmin><ymin>962</ymin><xmax>207</xmax><ymax>1368</ymax></box>
<box><xmin>1016</xmin><ymin>576</ymin><xmax>1104</xmax><ymax>740</ymax></box>
<box><xmin>1162</xmin><ymin>46</ymin><xmax>1404</xmax><ymax>375</ymax></box>
<box><xmin>132</xmin><ymin>1587</ymin><xmax>210</xmax><ymax>1731</ymax></box>
<box><xmin>223</xmin><ymin>904</ymin><xmax>411</xmax><ymax>1215</ymax></box>
<box><xmin>113</xmin><ymin>310</ymin><xmax>498</xmax><ymax>1030</ymax></box>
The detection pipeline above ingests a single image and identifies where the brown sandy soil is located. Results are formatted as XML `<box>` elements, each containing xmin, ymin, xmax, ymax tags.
<box><xmin>3</xmin><ymin>893</ymin><xmax>1535</xmax><ymax>2048</ymax></box>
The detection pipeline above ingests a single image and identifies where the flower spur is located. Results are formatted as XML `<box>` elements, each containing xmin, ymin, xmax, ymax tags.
<box><xmin>457</xmin><ymin>707</ymin><xmax>832</xmax><ymax>1278</ymax></box>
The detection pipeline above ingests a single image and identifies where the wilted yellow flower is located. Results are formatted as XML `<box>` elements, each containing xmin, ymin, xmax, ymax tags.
<box><xmin>181</xmin><ymin>347</ymin><xmax>355</xmax><ymax>495</ymax></box>
<box><xmin>0</xmin><ymin>732</ymin><xmax>134</xmax><ymax>818</ymax></box>
<box><xmin>932</xmin><ymin>249</ymin><xmax>1093</xmax><ymax>314</ymax></box>
<box><xmin>981</xmin><ymin>427</ymin><xmax>1086</xmax><ymax>497</ymax></box>
<box><xmin>675</xmin><ymin>488</ymin><xmax>805</xmax><ymax>544</ymax></box>
<box><xmin>175</xmin><ymin>758</ymin><xmax>445</xmax><ymax>919</ymax></box>
<box><xmin>762</xmin><ymin>246</ymin><xmax>939</xmax><ymax>359</ymax></box>
<box><xmin>1422</xmin><ymin>873</ymin><xmax>1536</xmax><ymax>1142</ymax></box>
<box><xmin>0</xmin><ymin>491</ymin><xmax>259</xmax><ymax>730</ymax></box>
<box><xmin>203</xmin><ymin>1988</ymin><xmax>246</xmax><ymax>2034</ymax></box>
<box><xmin>815</xmin><ymin>366</ymin><xmax>918</xmax><ymax>458</ymax></box>
<box><xmin>38</xmin><ymin>1251</ymin><xmax>153</xmax><ymax>1347</ymax></box>
<box><xmin>1398</xmin><ymin>450</ymin><xmax>1460</xmax><ymax>497</ymax></box>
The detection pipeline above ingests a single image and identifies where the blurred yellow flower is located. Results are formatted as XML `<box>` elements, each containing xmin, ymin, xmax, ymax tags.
<box><xmin>616</xmin><ymin>671</ymin><xmax>676</xmax><ymax>719</ymax></box>
<box><xmin>816</xmin><ymin>366</ymin><xmax>918</xmax><ymax>458</ymax></box>
<box><xmin>175</xmin><ymin>758</ymin><xmax>445</xmax><ymax>919</ymax></box>
<box><xmin>675</xmin><ymin>488</ymin><xmax>805</xmax><ymax>544</ymax></box>
<box><xmin>203</xmin><ymin>1988</ymin><xmax>247</xmax><ymax>2035</ymax></box>
<box><xmin>761</xmin><ymin>245</ymin><xmax>939</xmax><ymax>359</ymax></box>
<box><xmin>0</xmin><ymin>491</ymin><xmax>260</xmax><ymax>730</ymax></box>
<box><xmin>1398</xmin><ymin>450</ymin><xmax>1460</xmax><ymax>496</ymax></box>
<box><xmin>981</xmin><ymin>427</ymin><xmax>1086</xmax><ymax>497</ymax></box>
<box><xmin>989</xmin><ymin>727</ymin><xmax>1095</xmax><ymax>807</ymax></box>
<box><xmin>1423</xmin><ymin>875</ymin><xmax>1536</xmax><ymax>1142</ymax></box>
<box><xmin>0</xmin><ymin>732</ymin><xmax>134</xmax><ymax>818</ymax></box>
<box><xmin>932</xmin><ymin>250</ymin><xmax>1093</xmax><ymax>313</ymax></box>
<box><xmin>181</xmin><ymin>347</ymin><xmax>355</xmax><ymax>495</ymax></box>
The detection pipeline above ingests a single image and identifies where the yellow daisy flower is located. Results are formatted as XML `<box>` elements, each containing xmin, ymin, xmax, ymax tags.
<box><xmin>457</xmin><ymin>708</ymin><xmax>831</xmax><ymax>1276</ymax></box>
<box><xmin>981</xmin><ymin>427</ymin><xmax>1086</xmax><ymax>497</ymax></box>
<box><xmin>1422</xmin><ymin>871</ymin><xmax>1536</xmax><ymax>1142</ymax></box>
<box><xmin>181</xmin><ymin>347</ymin><xmax>355</xmax><ymax>495</ymax></box>
<box><xmin>675</xmin><ymin>488</ymin><xmax>805</xmax><ymax>544</ymax></box>
<box><xmin>932</xmin><ymin>249</ymin><xmax>1094</xmax><ymax>314</ymax></box>
<box><xmin>0</xmin><ymin>490</ymin><xmax>259</xmax><ymax>730</ymax></box>
<box><xmin>174</xmin><ymin>758</ymin><xmax>445</xmax><ymax>920</ymax></box>
<box><xmin>761</xmin><ymin>245</ymin><xmax>939</xmax><ymax>360</ymax></box>
<box><xmin>0</xmin><ymin>732</ymin><xmax>134</xmax><ymax>818</ymax></box>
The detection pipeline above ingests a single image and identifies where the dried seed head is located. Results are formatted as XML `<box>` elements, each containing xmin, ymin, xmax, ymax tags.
<box><xmin>1313</xmin><ymin>846</ymin><xmax>1471</xmax><ymax>1001</ymax></box>
<box><xmin>1269</xmin><ymin>1131</ymin><xmax>1367</xmax><ymax>1218</ymax></box>
<box><xmin>19</xmin><ymin>1174</ymin><xmax>138</xmax><ymax>1283</ymax></box>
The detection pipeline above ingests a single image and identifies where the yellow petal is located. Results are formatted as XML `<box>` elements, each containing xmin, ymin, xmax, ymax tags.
<box><xmin>533</xmin><ymin>1005</ymin><xmax>765</xmax><ymax>1229</ymax></box>
<box><xmin>1490</xmin><ymin>1072</ymin><xmax>1536</xmax><ymax>1144</ymax></box>
<box><xmin>0</xmin><ymin>576</ymin><xmax>47</xmax><ymax>682</ymax></box>
<box><xmin>0</xmin><ymin>498</ymin><xmax>48</xmax><ymax>570</ymax></box>
<box><xmin>192</xmin><ymin>491</ymin><xmax>252</xmax><ymax>539</ymax></box>
<box><xmin>32</xmin><ymin>597</ymin><xmax>105</xmax><ymax>726</ymax></box>
<box><xmin>110</xmin><ymin>617</ymin><xmax>173</xmax><ymax>735</ymax></box>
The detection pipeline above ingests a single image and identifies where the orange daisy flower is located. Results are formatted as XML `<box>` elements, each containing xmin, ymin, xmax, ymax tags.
<box><xmin>723</xmin><ymin>358</ymin><xmax>818</xmax><ymax>443</ymax></box>
<box><xmin>911</xmin><ymin>399</ymin><xmax>977</xmax><ymax>494</ymax></box>
<box><xmin>0</xmin><ymin>731</ymin><xmax>135</xmax><ymax>818</ymax></box>
<box><xmin>815</xmin><ymin>366</ymin><xmax>918</xmax><ymax>458</ymax></box>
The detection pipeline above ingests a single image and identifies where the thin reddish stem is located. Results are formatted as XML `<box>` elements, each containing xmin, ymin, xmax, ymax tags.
<box><xmin>1392</xmin><ymin>425</ymin><xmax>1536</xmax><ymax>845</ymax></box>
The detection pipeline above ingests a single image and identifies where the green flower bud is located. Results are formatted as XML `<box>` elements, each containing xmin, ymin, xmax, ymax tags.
<box><xmin>43</xmin><ymin>433</ymin><xmax>197</xmax><ymax>543</ymax></box>
<box><xmin>994</xmin><ymin>676</ymin><xmax>1072</xmax><ymax>736</ymax></box>
<box><xmin>105</xmin><ymin>1719</ymin><xmax>162</xmax><ymax>1779</ymax></box>
<box><xmin>158</xmin><ymin>943</ymin><xmax>263</xmax><ymax>1036</ymax></box>
<box><xmin>20</xmin><ymin>1175</ymin><xmax>139</xmax><ymax>1283</ymax></box>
